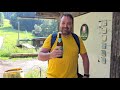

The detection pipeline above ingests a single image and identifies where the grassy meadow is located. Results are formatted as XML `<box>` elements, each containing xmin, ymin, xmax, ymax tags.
<box><xmin>0</xmin><ymin>19</ymin><xmax>38</xmax><ymax>60</ymax></box>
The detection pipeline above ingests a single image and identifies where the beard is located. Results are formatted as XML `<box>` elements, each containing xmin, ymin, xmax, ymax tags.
<box><xmin>60</xmin><ymin>27</ymin><xmax>72</xmax><ymax>35</ymax></box>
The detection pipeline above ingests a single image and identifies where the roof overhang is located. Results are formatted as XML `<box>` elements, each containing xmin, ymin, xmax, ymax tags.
<box><xmin>16</xmin><ymin>12</ymin><xmax>89</xmax><ymax>20</ymax></box>
<box><xmin>36</xmin><ymin>12</ymin><xmax>89</xmax><ymax>19</ymax></box>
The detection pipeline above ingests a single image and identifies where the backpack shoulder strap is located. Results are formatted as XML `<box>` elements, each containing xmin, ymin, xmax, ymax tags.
<box><xmin>49</xmin><ymin>32</ymin><xmax>57</xmax><ymax>64</ymax></box>
<box><xmin>71</xmin><ymin>33</ymin><xmax>80</xmax><ymax>54</ymax></box>
<box><xmin>71</xmin><ymin>33</ymin><xmax>81</xmax><ymax>78</ymax></box>
<box><xmin>51</xmin><ymin>32</ymin><xmax>57</xmax><ymax>48</ymax></box>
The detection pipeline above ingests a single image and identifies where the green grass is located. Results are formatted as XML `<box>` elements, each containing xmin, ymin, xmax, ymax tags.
<box><xmin>25</xmin><ymin>66</ymin><xmax>47</xmax><ymax>78</ymax></box>
<box><xmin>25</xmin><ymin>68</ymin><xmax>41</xmax><ymax>78</ymax></box>
<box><xmin>0</xmin><ymin>19</ymin><xmax>38</xmax><ymax>60</ymax></box>
<box><xmin>3</xmin><ymin>19</ymin><xmax>12</xmax><ymax>28</ymax></box>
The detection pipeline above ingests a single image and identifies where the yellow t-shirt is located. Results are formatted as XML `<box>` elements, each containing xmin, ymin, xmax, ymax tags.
<box><xmin>42</xmin><ymin>33</ymin><xmax>87</xmax><ymax>78</ymax></box>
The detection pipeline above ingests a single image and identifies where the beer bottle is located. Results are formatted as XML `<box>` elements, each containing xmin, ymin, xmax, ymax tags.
<box><xmin>57</xmin><ymin>32</ymin><xmax>63</xmax><ymax>58</ymax></box>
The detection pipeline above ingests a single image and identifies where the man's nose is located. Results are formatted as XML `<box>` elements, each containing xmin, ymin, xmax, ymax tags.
<box><xmin>64</xmin><ymin>24</ymin><xmax>68</xmax><ymax>27</ymax></box>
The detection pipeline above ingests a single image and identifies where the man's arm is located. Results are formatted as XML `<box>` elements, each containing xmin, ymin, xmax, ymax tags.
<box><xmin>38</xmin><ymin>47</ymin><xmax>63</xmax><ymax>61</ymax></box>
<box><xmin>38</xmin><ymin>48</ymin><xmax>51</xmax><ymax>61</ymax></box>
<box><xmin>80</xmin><ymin>53</ymin><xmax>90</xmax><ymax>77</ymax></box>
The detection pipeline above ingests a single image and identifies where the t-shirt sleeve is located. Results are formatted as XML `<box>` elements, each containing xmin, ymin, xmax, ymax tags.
<box><xmin>41</xmin><ymin>34</ymin><xmax>52</xmax><ymax>49</ymax></box>
<box><xmin>79</xmin><ymin>37</ymin><xmax>87</xmax><ymax>54</ymax></box>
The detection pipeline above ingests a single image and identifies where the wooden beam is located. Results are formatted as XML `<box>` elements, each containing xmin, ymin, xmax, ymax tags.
<box><xmin>10</xmin><ymin>53</ymin><xmax>38</xmax><ymax>58</ymax></box>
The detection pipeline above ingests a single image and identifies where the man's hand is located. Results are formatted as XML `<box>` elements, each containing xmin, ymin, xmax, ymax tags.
<box><xmin>50</xmin><ymin>46</ymin><xmax>63</xmax><ymax>58</ymax></box>
<box><xmin>80</xmin><ymin>53</ymin><xmax>89</xmax><ymax>78</ymax></box>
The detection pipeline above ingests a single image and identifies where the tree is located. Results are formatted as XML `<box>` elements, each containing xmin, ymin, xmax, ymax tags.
<box><xmin>110</xmin><ymin>12</ymin><xmax>120</xmax><ymax>78</ymax></box>
<box><xmin>10</xmin><ymin>13</ymin><xmax>18</xmax><ymax>29</ymax></box>
<box><xmin>0</xmin><ymin>12</ymin><xmax>4</xmax><ymax>27</ymax></box>
<box><xmin>39</xmin><ymin>19</ymin><xmax>58</xmax><ymax>37</ymax></box>
<box><xmin>10</xmin><ymin>12</ymin><xmax>58</xmax><ymax>36</ymax></box>
<box><xmin>10</xmin><ymin>12</ymin><xmax>43</xmax><ymax>31</ymax></box>
<box><xmin>32</xmin><ymin>24</ymin><xmax>42</xmax><ymax>36</ymax></box>
<box><xmin>3</xmin><ymin>12</ymin><xmax>14</xmax><ymax>20</ymax></box>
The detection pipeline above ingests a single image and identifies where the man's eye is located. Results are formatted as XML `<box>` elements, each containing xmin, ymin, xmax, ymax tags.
<box><xmin>62</xmin><ymin>22</ymin><xmax>65</xmax><ymax>25</ymax></box>
<box><xmin>68</xmin><ymin>23</ymin><xmax>72</xmax><ymax>25</ymax></box>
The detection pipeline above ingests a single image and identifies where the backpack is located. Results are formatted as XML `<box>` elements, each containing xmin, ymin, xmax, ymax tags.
<box><xmin>50</xmin><ymin>32</ymin><xmax>83</xmax><ymax>78</ymax></box>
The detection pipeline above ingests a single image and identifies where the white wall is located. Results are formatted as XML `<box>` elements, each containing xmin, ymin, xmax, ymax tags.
<box><xmin>74</xmin><ymin>12</ymin><xmax>113</xmax><ymax>78</ymax></box>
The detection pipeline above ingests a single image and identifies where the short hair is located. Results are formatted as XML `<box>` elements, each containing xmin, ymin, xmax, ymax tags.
<box><xmin>61</xmin><ymin>13</ymin><xmax>73</xmax><ymax>24</ymax></box>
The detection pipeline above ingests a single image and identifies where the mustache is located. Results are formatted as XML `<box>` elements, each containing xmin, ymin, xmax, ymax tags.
<box><xmin>62</xmin><ymin>27</ymin><xmax>69</xmax><ymax>30</ymax></box>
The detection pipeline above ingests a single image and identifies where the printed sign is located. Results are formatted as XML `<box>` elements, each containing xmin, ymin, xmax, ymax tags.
<box><xmin>80</xmin><ymin>24</ymin><xmax>89</xmax><ymax>41</ymax></box>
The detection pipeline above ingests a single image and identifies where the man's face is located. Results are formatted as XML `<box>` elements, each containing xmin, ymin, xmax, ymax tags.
<box><xmin>59</xmin><ymin>16</ymin><xmax>73</xmax><ymax>35</ymax></box>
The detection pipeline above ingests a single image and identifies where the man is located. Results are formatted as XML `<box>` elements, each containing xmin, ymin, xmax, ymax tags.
<box><xmin>38</xmin><ymin>13</ymin><xmax>90</xmax><ymax>78</ymax></box>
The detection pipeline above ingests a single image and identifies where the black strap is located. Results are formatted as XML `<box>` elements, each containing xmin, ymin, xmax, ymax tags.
<box><xmin>48</xmin><ymin>32</ymin><xmax>57</xmax><ymax>64</ymax></box>
<box><xmin>71</xmin><ymin>33</ymin><xmax>81</xmax><ymax>77</ymax></box>
<box><xmin>51</xmin><ymin>32</ymin><xmax>57</xmax><ymax>48</ymax></box>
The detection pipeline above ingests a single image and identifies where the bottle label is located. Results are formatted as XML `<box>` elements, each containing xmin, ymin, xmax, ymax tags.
<box><xmin>60</xmin><ymin>46</ymin><xmax>63</xmax><ymax>50</ymax></box>
<box><xmin>58</xmin><ymin>38</ymin><xmax>62</xmax><ymax>43</ymax></box>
